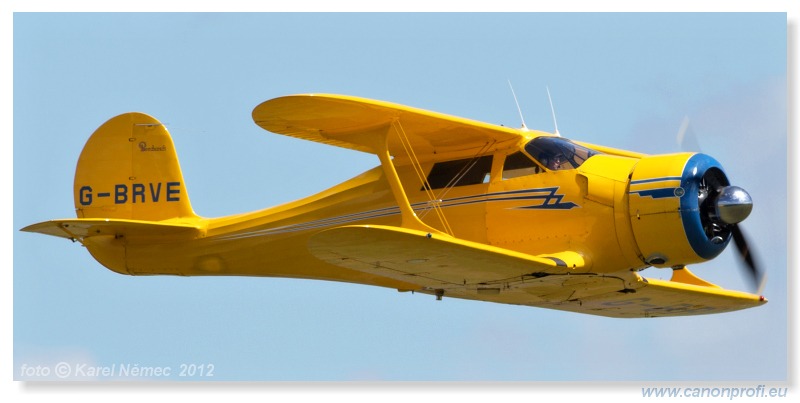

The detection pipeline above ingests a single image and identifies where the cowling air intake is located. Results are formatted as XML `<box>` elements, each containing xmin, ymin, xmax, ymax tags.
<box><xmin>628</xmin><ymin>153</ymin><xmax>752</xmax><ymax>268</ymax></box>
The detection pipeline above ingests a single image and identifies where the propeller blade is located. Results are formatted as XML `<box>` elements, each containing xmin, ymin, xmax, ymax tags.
<box><xmin>731</xmin><ymin>224</ymin><xmax>766</xmax><ymax>294</ymax></box>
<box><xmin>677</xmin><ymin>116</ymin><xmax>703</xmax><ymax>152</ymax></box>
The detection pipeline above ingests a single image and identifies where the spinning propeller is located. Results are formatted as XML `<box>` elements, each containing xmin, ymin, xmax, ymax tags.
<box><xmin>678</xmin><ymin>117</ymin><xmax>766</xmax><ymax>294</ymax></box>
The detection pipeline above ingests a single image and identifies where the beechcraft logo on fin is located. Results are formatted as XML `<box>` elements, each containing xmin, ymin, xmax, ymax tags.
<box><xmin>138</xmin><ymin>142</ymin><xmax>167</xmax><ymax>152</ymax></box>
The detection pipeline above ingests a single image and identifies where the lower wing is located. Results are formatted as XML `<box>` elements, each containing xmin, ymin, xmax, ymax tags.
<box><xmin>309</xmin><ymin>225</ymin><xmax>766</xmax><ymax>318</ymax></box>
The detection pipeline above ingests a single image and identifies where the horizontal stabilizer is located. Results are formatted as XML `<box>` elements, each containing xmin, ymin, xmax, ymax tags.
<box><xmin>21</xmin><ymin>219</ymin><xmax>201</xmax><ymax>241</ymax></box>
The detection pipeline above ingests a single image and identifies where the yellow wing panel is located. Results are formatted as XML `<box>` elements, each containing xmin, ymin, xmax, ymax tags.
<box><xmin>439</xmin><ymin>272</ymin><xmax>765</xmax><ymax>318</ymax></box>
<box><xmin>308</xmin><ymin>225</ymin><xmax>587</xmax><ymax>290</ymax></box>
<box><xmin>252</xmin><ymin>94</ymin><xmax>536</xmax><ymax>156</ymax></box>
<box><xmin>540</xmin><ymin>276</ymin><xmax>767</xmax><ymax>318</ymax></box>
<box><xmin>308</xmin><ymin>225</ymin><xmax>765</xmax><ymax>318</ymax></box>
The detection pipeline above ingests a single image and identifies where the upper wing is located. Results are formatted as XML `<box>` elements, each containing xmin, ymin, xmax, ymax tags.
<box><xmin>252</xmin><ymin>94</ymin><xmax>542</xmax><ymax>156</ymax></box>
<box><xmin>309</xmin><ymin>225</ymin><xmax>766</xmax><ymax>318</ymax></box>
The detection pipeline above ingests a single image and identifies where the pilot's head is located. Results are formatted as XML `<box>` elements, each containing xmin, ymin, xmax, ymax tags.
<box><xmin>547</xmin><ymin>154</ymin><xmax>563</xmax><ymax>170</ymax></box>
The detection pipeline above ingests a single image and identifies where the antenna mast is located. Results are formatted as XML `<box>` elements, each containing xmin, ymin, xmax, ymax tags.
<box><xmin>507</xmin><ymin>80</ymin><xmax>528</xmax><ymax>131</ymax></box>
<box><xmin>546</xmin><ymin>86</ymin><xmax>561</xmax><ymax>136</ymax></box>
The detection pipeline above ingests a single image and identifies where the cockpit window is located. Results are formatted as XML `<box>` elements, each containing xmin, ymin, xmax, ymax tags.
<box><xmin>502</xmin><ymin>152</ymin><xmax>542</xmax><ymax>179</ymax></box>
<box><xmin>525</xmin><ymin>137</ymin><xmax>599</xmax><ymax>171</ymax></box>
<box><xmin>424</xmin><ymin>155</ymin><xmax>493</xmax><ymax>189</ymax></box>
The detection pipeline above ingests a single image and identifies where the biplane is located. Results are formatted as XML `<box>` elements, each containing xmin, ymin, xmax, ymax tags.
<box><xmin>22</xmin><ymin>94</ymin><xmax>767</xmax><ymax>318</ymax></box>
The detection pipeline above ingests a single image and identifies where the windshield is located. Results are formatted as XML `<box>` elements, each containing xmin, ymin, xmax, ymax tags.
<box><xmin>525</xmin><ymin>137</ymin><xmax>599</xmax><ymax>171</ymax></box>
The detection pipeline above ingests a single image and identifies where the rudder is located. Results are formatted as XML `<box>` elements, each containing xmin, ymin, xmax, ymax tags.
<box><xmin>74</xmin><ymin>112</ymin><xmax>197</xmax><ymax>221</ymax></box>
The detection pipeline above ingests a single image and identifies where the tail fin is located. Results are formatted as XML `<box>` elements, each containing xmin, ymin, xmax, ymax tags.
<box><xmin>74</xmin><ymin>112</ymin><xmax>197</xmax><ymax>221</ymax></box>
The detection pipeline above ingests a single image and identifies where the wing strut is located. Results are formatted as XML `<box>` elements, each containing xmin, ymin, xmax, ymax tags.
<box><xmin>372</xmin><ymin>123</ymin><xmax>446</xmax><ymax>236</ymax></box>
<box><xmin>390</xmin><ymin>120</ymin><xmax>454</xmax><ymax>236</ymax></box>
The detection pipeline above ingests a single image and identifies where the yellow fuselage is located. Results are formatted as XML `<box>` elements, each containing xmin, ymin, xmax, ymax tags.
<box><xmin>88</xmin><ymin>149</ymin><xmax>666</xmax><ymax>296</ymax></box>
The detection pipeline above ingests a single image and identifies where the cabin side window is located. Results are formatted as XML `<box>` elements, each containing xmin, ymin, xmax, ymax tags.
<box><xmin>424</xmin><ymin>155</ymin><xmax>493</xmax><ymax>190</ymax></box>
<box><xmin>502</xmin><ymin>152</ymin><xmax>542</xmax><ymax>179</ymax></box>
<box><xmin>525</xmin><ymin>137</ymin><xmax>599</xmax><ymax>171</ymax></box>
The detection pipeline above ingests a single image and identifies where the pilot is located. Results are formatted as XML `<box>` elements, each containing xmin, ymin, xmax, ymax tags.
<box><xmin>541</xmin><ymin>153</ymin><xmax>565</xmax><ymax>170</ymax></box>
<box><xmin>549</xmin><ymin>154</ymin><xmax>565</xmax><ymax>170</ymax></box>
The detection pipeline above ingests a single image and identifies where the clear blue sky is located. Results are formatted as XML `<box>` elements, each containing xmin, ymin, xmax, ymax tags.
<box><xmin>7</xmin><ymin>7</ymin><xmax>794</xmax><ymax>400</ymax></box>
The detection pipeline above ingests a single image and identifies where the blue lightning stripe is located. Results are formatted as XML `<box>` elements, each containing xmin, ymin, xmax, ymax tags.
<box><xmin>210</xmin><ymin>187</ymin><xmax>579</xmax><ymax>241</ymax></box>
<box><xmin>629</xmin><ymin>188</ymin><xmax>680</xmax><ymax>199</ymax></box>
<box><xmin>630</xmin><ymin>176</ymin><xmax>682</xmax><ymax>185</ymax></box>
<box><xmin>629</xmin><ymin>176</ymin><xmax>684</xmax><ymax>199</ymax></box>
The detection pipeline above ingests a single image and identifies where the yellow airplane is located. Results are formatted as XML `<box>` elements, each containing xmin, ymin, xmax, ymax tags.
<box><xmin>22</xmin><ymin>94</ymin><xmax>767</xmax><ymax>318</ymax></box>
